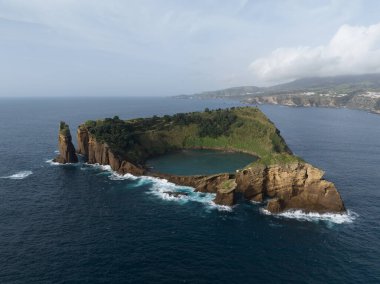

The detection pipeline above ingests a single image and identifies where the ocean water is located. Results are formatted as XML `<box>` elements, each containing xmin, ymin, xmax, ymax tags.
<box><xmin>0</xmin><ymin>98</ymin><xmax>379</xmax><ymax>283</ymax></box>
<box><xmin>146</xmin><ymin>149</ymin><xmax>256</xmax><ymax>175</ymax></box>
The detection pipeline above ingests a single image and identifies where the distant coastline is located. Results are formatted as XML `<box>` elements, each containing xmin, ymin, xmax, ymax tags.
<box><xmin>175</xmin><ymin>73</ymin><xmax>380</xmax><ymax>115</ymax></box>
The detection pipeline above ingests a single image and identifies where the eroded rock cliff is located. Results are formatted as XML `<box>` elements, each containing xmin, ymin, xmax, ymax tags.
<box><xmin>77</xmin><ymin>126</ymin><xmax>144</xmax><ymax>175</ymax></box>
<box><xmin>236</xmin><ymin>163</ymin><xmax>345</xmax><ymax>213</ymax></box>
<box><xmin>53</xmin><ymin>122</ymin><xmax>78</xmax><ymax>164</ymax></box>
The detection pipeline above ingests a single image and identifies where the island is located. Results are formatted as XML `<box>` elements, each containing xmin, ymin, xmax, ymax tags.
<box><xmin>54</xmin><ymin>107</ymin><xmax>346</xmax><ymax>214</ymax></box>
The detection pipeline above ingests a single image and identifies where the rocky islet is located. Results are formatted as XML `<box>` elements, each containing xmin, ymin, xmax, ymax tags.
<box><xmin>55</xmin><ymin>107</ymin><xmax>345</xmax><ymax>214</ymax></box>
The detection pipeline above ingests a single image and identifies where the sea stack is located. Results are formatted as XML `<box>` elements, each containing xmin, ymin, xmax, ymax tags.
<box><xmin>53</xmin><ymin>121</ymin><xmax>78</xmax><ymax>164</ymax></box>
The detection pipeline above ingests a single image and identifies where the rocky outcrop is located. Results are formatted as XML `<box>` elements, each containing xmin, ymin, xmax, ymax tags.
<box><xmin>76</xmin><ymin>126</ymin><xmax>89</xmax><ymax>157</ymax></box>
<box><xmin>236</xmin><ymin>163</ymin><xmax>345</xmax><ymax>213</ymax></box>
<box><xmin>77</xmin><ymin>126</ymin><xmax>144</xmax><ymax>176</ymax></box>
<box><xmin>214</xmin><ymin>179</ymin><xmax>237</xmax><ymax>206</ymax></box>
<box><xmin>53</xmin><ymin>122</ymin><xmax>78</xmax><ymax>164</ymax></box>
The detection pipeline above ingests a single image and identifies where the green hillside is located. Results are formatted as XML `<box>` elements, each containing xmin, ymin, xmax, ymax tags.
<box><xmin>80</xmin><ymin>107</ymin><xmax>301</xmax><ymax>166</ymax></box>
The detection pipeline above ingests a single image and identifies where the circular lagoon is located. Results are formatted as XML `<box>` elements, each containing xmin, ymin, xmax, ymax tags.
<box><xmin>146</xmin><ymin>149</ymin><xmax>257</xmax><ymax>176</ymax></box>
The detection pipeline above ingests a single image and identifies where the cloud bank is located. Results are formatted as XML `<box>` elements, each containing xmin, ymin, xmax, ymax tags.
<box><xmin>250</xmin><ymin>23</ymin><xmax>380</xmax><ymax>83</ymax></box>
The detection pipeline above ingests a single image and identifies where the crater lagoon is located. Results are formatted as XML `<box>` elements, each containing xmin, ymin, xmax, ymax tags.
<box><xmin>146</xmin><ymin>149</ymin><xmax>256</xmax><ymax>175</ymax></box>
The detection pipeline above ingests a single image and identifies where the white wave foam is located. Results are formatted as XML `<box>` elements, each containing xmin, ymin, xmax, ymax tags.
<box><xmin>1</xmin><ymin>171</ymin><xmax>33</xmax><ymax>180</ymax></box>
<box><xmin>260</xmin><ymin>208</ymin><xmax>358</xmax><ymax>224</ymax></box>
<box><xmin>109</xmin><ymin>172</ymin><xmax>139</xmax><ymax>181</ymax></box>
<box><xmin>88</xmin><ymin>163</ymin><xmax>112</xmax><ymax>171</ymax></box>
<box><xmin>145</xmin><ymin>176</ymin><xmax>235</xmax><ymax>211</ymax></box>
<box><xmin>73</xmin><ymin>162</ymin><xmax>233</xmax><ymax>211</ymax></box>
<box><xmin>208</xmin><ymin>201</ymin><xmax>234</xmax><ymax>212</ymax></box>
<box><xmin>46</xmin><ymin>159</ymin><xmax>60</xmax><ymax>166</ymax></box>
<box><xmin>81</xmin><ymin>163</ymin><xmax>112</xmax><ymax>172</ymax></box>
<box><xmin>46</xmin><ymin>159</ymin><xmax>82</xmax><ymax>167</ymax></box>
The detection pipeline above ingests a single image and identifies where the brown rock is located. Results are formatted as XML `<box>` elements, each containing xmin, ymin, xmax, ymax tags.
<box><xmin>76</xmin><ymin>126</ymin><xmax>145</xmax><ymax>175</ymax></box>
<box><xmin>266</xmin><ymin>198</ymin><xmax>284</xmax><ymax>213</ymax></box>
<box><xmin>213</xmin><ymin>179</ymin><xmax>237</xmax><ymax>206</ymax></box>
<box><xmin>53</xmin><ymin>122</ymin><xmax>78</xmax><ymax>164</ymax></box>
<box><xmin>119</xmin><ymin>160</ymin><xmax>145</xmax><ymax>176</ymax></box>
<box><xmin>236</xmin><ymin>162</ymin><xmax>345</xmax><ymax>213</ymax></box>
<box><xmin>76</xmin><ymin>126</ymin><xmax>89</xmax><ymax>156</ymax></box>
<box><xmin>235</xmin><ymin>166</ymin><xmax>266</xmax><ymax>201</ymax></box>
<box><xmin>195</xmin><ymin>173</ymin><xmax>233</xmax><ymax>193</ymax></box>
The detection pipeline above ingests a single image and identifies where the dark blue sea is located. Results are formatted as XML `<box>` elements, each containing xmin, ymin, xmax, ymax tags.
<box><xmin>0</xmin><ymin>97</ymin><xmax>379</xmax><ymax>283</ymax></box>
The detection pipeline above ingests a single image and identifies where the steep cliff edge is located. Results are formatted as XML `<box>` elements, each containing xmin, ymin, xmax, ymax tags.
<box><xmin>236</xmin><ymin>163</ymin><xmax>345</xmax><ymax>213</ymax></box>
<box><xmin>53</xmin><ymin>122</ymin><xmax>78</xmax><ymax>164</ymax></box>
<box><xmin>77</xmin><ymin>125</ymin><xmax>144</xmax><ymax>175</ymax></box>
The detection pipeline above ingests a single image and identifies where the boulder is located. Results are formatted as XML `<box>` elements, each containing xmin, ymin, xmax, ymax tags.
<box><xmin>213</xmin><ymin>179</ymin><xmax>237</xmax><ymax>206</ymax></box>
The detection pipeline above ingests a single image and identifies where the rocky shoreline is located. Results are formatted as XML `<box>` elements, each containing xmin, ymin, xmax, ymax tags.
<box><xmin>53</xmin><ymin>122</ymin><xmax>346</xmax><ymax>214</ymax></box>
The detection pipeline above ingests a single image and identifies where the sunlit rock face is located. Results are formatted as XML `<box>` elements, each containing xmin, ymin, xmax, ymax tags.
<box><xmin>54</xmin><ymin>122</ymin><xmax>78</xmax><ymax>164</ymax></box>
<box><xmin>236</xmin><ymin>163</ymin><xmax>346</xmax><ymax>213</ymax></box>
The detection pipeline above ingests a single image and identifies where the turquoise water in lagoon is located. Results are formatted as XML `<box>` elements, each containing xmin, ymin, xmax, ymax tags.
<box><xmin>146</xmin><ymin>149</ymin><xmax>257</xmax><ymax>175</ymax></box>
<box><xmin>0</xmin><ymin>97</ymin><xmax>379</xmax><ymax>283</ymax></box>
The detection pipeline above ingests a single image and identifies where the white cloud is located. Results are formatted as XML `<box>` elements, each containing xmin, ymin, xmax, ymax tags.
<box><xmin>250</xmin><ymin>23</ymin><xmax>380</xmax><ymax>83</ymax></box>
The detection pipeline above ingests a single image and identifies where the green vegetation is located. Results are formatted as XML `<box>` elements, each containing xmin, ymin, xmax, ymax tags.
<box><xmin>219</xmin><ymin>179</ymin><xmax>236</xmax><ymax>192</ymax></box>
<box><xmin>81</xmin><ymin>107</ymin><xmax>301</xmax><ymax>166</ymax></box>
<box><xmin>59</xmin><ymin>121</ymin><xmax>71</xmax><ymax>136</ymax></box>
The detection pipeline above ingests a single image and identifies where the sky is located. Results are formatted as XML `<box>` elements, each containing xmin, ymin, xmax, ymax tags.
<box><xmin>1</xmin><ymin>0</ymin><xmax>380</xmax><ymax>97</ymax></box>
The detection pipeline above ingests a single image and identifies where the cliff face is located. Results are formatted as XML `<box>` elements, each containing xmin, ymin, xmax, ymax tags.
<box><xmin>214</xmin><ymin>179</ymin><xmax>237</xmax><ymax>206</ymax></box>
<box><xmin>53</xmin><ymin>122</ymin><xmax>78</xmax><ymax>164</ymax></box>
<box><xmin>236</xmin><ymin>163</ymin><xmax>345</xmax><ymax>213</ymax></box>
<box><xmin>75</xmin><ymin>126</ymin><xmax>345</xmax><ymax>214</ymax></box>
<box><xmin>77</xmin><ymin>127</ymin><xmax>144</xmax><ymax>175</ymax></box>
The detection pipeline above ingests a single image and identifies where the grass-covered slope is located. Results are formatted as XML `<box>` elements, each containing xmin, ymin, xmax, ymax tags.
<box><xmin>80</xmin><ymin>107</ymin><xmax>301</xmax><ymax>166</ymax></box>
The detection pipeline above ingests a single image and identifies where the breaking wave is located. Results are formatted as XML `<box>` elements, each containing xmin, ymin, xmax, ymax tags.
<box><xmin>260</xmin><ymin>208</ymin><xmax>358</xmax><ymax>224</ymax></box>
<box><xmin>1</xmin><ymin>171</ymin><xmax>33</xmax><ymax>180</ymax></box>
<box><xmin>46</xmin><ymin>159</ymin><xmax>82</xmax><ymax>167</ymax></box>
<box><xmin>146</xmin><ymin>177</ymin><xmax>233</xmax><ymax>211</ymax></box>
<box><xmin>88</xmin><ymin>166</ymin><xmax>230</xmax><ymax>211</ymax></box>
<box><xmin>46</xmin><ymin>159</ymin><xmax>60</xmax><ymax>166</ymax></box>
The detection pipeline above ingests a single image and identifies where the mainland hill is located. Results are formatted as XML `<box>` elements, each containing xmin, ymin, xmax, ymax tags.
<box><xmin>177</xmin><ymin>73</ymin><xmax>380</xmax><ymax>114</ymax></box>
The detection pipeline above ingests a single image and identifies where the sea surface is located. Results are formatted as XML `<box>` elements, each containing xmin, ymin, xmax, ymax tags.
<box><xmin>0</xmin><ymin>97</ymin><xmax>379</xmax><ymax>283</ymax></box>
